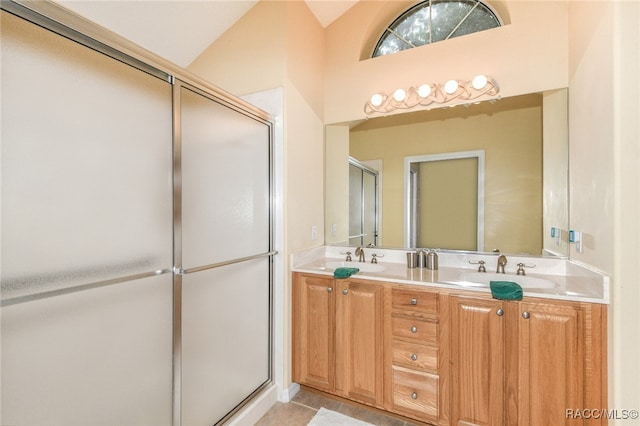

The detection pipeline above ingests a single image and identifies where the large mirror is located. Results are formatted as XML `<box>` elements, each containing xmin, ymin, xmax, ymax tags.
<box><xmin>325</xmin><ymin>89</ymin><xmax>569</xmax><ymax>257</ymax></box>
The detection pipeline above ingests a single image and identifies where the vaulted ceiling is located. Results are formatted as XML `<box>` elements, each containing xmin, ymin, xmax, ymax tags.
<box><xmin>59</xmin><ymin>0</ymin><xmax>359</xmax><ymax>68</ymax></box>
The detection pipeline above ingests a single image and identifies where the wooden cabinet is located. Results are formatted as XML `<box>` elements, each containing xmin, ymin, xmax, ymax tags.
<box><xmin>450</xmin><ymin>296</ymin><xmax>505</xmax><ymax>426</ymax></box>
<box><xmin>292</xmin><ymin>273</ymin><xmax>384</xmax><ymax>407</ymax></box>
<box><xmin>292</xmin><ymin>273</ymin><xmax>335</xmax><ymax>392</ymax></box>
<box><xmin>292</xmin><ymin>272</ymin><xmax>606</xmax><ymax>426</ymax></box>
<box><xmin>337</xmin><ymin>279</ymin><xmax>384</xmax><ymax>406</ymax></box>
<box><xmin>388</xmin><ymin>286</ymin><xmax>446</xmax><ymax>425</ymax></box>
<box><xmin>450</xmin><ymin>294</ymin><xmax>607</xmax><ymax>426</ymax></box>
<box><xmin>508</xmin><ymin>301</ymin><xmax>597</xmax><ymax>426</ymax></box>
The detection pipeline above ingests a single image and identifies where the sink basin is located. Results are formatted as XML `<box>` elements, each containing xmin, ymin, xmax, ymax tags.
<box><xmin>457</xmin><ymin>272</ymin><xmax>556</xmax><ymax>289</ymax></box>
<box><xmin>325</xmin><ymin>261</ymin><xmax>386</xmax><ymax>273</ymax></box>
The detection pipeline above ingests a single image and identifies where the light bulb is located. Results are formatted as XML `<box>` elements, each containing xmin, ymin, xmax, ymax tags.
<box><xmin>444</xmin><ymin>80</ymin><xmax>459</xmax><ymax>94</ymax></box>
<box><xmin>472</xmin><ymin>74</ymin><xmax>488</xmax><ymax>90</ymax></box>
<box><xmin>393</xmin><ymin>88</ymin><xmax>406</xmax><ymax>102</ymax></box>
<box><xmin>417</xmin><ymin>84</ymin><xmax>432</xmax><ymax>98</ymax></box>
<box><xmin>370</xmin><ymin>93</ymin><xmax>383</xmax><ymax>107</ymax></box>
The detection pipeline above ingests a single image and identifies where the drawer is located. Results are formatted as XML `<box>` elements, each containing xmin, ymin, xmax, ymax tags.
<box><xmin>392</xmin><ymin>315</ymin><xmax>438</xmax><ymax>345</ymax></box>
<box><xmin>392</xmin><ymin>289</ymin><xmax>438</xmax><ymax>313</ymax></box>
<box><xmin>392</xmin><ymin>365</ymin><xmax>438</xmax><ymax>421</ymax></box>
<box><xmin>392</xmin><ymin>340</ymin><xmax>438</xmax><ymax>372</ymax></box>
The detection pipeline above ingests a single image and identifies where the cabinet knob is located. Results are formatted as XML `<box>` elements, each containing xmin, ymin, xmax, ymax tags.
<box><xmin>411</xmin><ymin>353</ymin><xmax>418</xmax><ymax>361</ymax></box>
<box><xmin>342</xmin><ymin>289</ymin><xmax>349</xmax><ymax>295</ymax></box>
<box><xmin>411</xmin><ymin>392</ymin><xmax>418</xmax><ymax>400</ymax></box>
<box><xmin>327</xmin><ymin>287</ymin><xmax>333</xmax><ymax>293</ymax></box>
<box><xmin>410</xmin><ymin>326</ymin><xmax>418</xmax><ymax>333</ymax></box>
<box><xmin>522</xmin><ymin>311</ymin><xmax>530</xmax><ymax>319</ymax></box>
<box><xmin>496</xmin><ymin>308</ymin><xmax>504</xmax><ymax>316</ymax></box>
<box><xmin>410</xmin><ymin>298</ymin><xmax>418</xmax><ymax>305</ymax></box>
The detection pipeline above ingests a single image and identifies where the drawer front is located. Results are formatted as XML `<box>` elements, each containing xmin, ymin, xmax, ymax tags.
<box><xmin>392</xmin><ymin>340</ymin><xmax>438</xmax><ymax>372</ymax></box>
<box><xmin>392</xmin><ymin>289</ymin><xmax>438</xmax><ymax>313</ymax></box>
<box><xmin>392</xmin><ymin>366</ymin><xmax>439</xmax><ymax>421</ymax></box>
<box><xmin>392</xmin><ymin>316</ymin><xmax>438</xmax><ymax>345</ymax></box>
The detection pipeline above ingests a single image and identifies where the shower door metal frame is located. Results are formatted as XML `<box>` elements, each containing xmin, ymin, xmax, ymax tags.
<box><xmin>172</xmin><ymin>79</ymin><xmax>276</xmax><ymax>426</ymax></box>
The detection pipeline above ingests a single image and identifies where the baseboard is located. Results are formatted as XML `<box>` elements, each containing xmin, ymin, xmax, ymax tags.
<box><xmin>226</xmin><ymin>384</ymin><xmax>278</xmax><ymax>426</ymax></box>
<box><xmin>281</xmin><ymin>382</ymin><xmax>300</xmax><ymax>403</ymax></box>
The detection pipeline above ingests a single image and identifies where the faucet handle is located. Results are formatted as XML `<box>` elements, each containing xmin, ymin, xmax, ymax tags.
<box><xmin>370</xmin><ymin>253</ymin><xmax>384</xmax><ymax>264</ymax></box>
<box><xmin>340</xmin><ymin>251</ymin><xmax>352</xmax><ymax>262</ymax></box>
<box><xmin>469</xmin><ymin>260</ymin><xmax>486</xmax><ymax>272</ymax></box>
<box><xmin>516</xmin><ymin>262</ymin><xmax>536</xmax><ymax>275</ymax></box>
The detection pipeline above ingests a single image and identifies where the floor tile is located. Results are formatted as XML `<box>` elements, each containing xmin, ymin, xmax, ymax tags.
<box><xmin>256</xmin><ymin>388</ymin><xmax>425</xmax><ymax>426</ymax></box>
<box><xmin>291</xmin><ymin>389</ymin><xmax>342</xmax><ymax>411</ymax></box>
<box><xmin>254</xmin><ymin>400</ymin><xmax>316</xmax><ymax>426</ymax></box>
<box><xmin>337</xmin><ymin>402</ymin><xmax>405</xmax><ymax>426</ymax></box>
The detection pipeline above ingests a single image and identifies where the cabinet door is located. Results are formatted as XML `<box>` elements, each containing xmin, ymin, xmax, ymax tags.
<box><xmin>450</xmin><ymin>296</ymin><xmax>505</xmax><ymax>426</ymax></box>
<box><xmin>514</xmin><ymin>302</ymin><xmax>584</xmax><ymax>426</ymax></box>
<box><xmin>292</xmin><ymin>274</ymin><xmax>336</xmax><ymax>392</ymax></box>
<box><xmin>338</xmin><ymin>281</ymin><xmax>384</xmax><ymax>407</ymax></box>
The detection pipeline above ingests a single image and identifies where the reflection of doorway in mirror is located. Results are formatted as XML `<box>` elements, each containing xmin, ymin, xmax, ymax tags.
<box><xmin>405</xmin><ymin>151</ymin><xmax>485</xmax><ymax>251</ymax></box>
<box><xmin>349</xmin><ymin>157</ymin><xmax>380</xmax><ymax>247</ymax></box>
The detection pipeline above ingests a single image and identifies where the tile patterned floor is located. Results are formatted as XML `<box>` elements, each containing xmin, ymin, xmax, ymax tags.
<box><xmin>255</xmin><ymin>388</ymin><xmax>422</xmax><ymax>426</ymax></box>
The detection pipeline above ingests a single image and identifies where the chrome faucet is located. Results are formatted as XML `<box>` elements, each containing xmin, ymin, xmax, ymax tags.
<box><xmin>496</xmin><ymin>255</ymin><xmax>507</xmax><ymax>274</ymax></box>
<box><xmin>355</xmin><ymin>246</ymin><xmax>365</xmax><ymax>263</ymax></box>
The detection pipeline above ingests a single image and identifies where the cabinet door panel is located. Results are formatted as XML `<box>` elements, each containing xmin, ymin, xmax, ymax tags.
<box><xmin>341</xmin><ymin>281</ymin><xmax>384</xmax><ymax>407</ymax></box>
<box><xmin>450</xmin><ymin>296</ymin><xmax>505</xmax><ymax>426</ymax></box>
<box><xmin>293</xmin><ymin>274</ymin><xmax>335</xmax><ymax>391</ymax></box>
<box><xmin>516</xmin><ymin>302</ymin><xmax>583</xmax><ymax>426</ymax></box>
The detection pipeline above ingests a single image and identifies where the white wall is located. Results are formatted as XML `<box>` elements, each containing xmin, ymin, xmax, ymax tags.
<box><xmin>568</xmin><ymin>0</ymin><xmax>639</xmax><ymax>419</ymax></box>
<box><xmin>611</xmin><ymin>0</ymin><xmax>640</xmax><ymax>419</ymax></box>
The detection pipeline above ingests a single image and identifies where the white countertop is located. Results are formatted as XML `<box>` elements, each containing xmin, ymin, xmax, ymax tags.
<box><xmin>291</xmin><ymin>246</ymin><xmax>610</xmax><ymax>304</ymax></box>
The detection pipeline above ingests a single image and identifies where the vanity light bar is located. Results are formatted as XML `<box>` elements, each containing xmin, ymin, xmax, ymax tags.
<box><xmin>364</xmin><ymin>75</ymin><xmax>499</xmax><ymax>115</ymax></box>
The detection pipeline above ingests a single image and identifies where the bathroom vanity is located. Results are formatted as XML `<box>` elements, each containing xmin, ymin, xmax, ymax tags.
<box><xmin>291</xmin><ymin>247</ymin><xmax>608</xmax><ymax>426</ymax></box>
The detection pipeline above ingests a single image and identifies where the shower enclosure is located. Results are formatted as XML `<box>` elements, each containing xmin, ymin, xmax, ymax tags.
<box><xmin>1</xmin><ymin>2</ymin><xmax>274</xmax><ymax>425</ymax></box>
<box><xmin>348</xmin><ymin>157</ymin><xmax>379</xmax><ymax>247</ymax></box>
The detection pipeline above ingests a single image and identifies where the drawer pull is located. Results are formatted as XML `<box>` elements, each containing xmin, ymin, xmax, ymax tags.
<box><xmin>410</xmin><ymin>298</ymin><xmax>418</xmax><ymax>305</ymax></box>
<box><xmin>522</xmin><ymin>311</ymin><xmax>530</xmax><ymax>319</ymax></box>
<box><xmin>410</xmin><ymin>326</ymin><xmax>418</xmax><ymax>333</ymax></box>
<box><xmin>327</xmin><ymin>287</ymin><xmax>333</xmax><ymax>293</ymax></box>
<box><xmin>411</xmin><ymin>392</ymin><xmax>418</xmax><ymax>400</ymax></box>
<box><xmin>496</xmin><ymin>308</ymin><xmax>504</xmax><ymax>316</ymax></box>
<box><xmin>411</xmin><ymin>353</ymin><xmax>418</xmax><ymax>361</ymax></box>
<box><xmin>343</xmin><ymin>289</ymin><xmax>349</xmax><ymax>295</ymax></box>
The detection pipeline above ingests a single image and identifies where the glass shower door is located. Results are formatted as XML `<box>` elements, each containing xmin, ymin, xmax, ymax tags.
<box><xmin>1</xmin><ymin>10</ymin><xmax>174</xmax><ymax>425</ymax></box>
<box><xmin>178</xmin><ymin>85</ymin><xmax>273</xmax><ymax>425</ymax></box>
<box><xmin>348</xmin><ymin>159</ymin><xmax>379</xmax><ymax>247</ymax></box>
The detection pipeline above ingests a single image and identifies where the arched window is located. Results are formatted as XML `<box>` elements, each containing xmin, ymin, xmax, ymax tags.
<box><xmin>373</xmin><ymin>0</ymin><xmax>502</xmax><ymax>58</ymax></box>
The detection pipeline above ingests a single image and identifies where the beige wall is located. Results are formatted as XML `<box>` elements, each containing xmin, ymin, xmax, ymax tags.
<box><xmin>187</xmin><ymin>0</ymin><xmax>639</xmax><ymax>409</ymax></box>
<box><xmin>418</xmin><ymin>158</ymin><xmax>479</xmax><ymax>251</ymax></box>
<box><xmin>324</xmin><ymin>0</ymin><xmax>569</xmax><ymax>123</ymax></box>
<box><xmin>567</xmin><ymin>0</ymin><xmax>640</xmax><ymax>420</ymax></box>
<box><xmin>325</xmin><ymin>124</ymin><xmax>350</xmax><ymax>245</ymax></box>
<box><xmin>542</xmin><ymin>89</ymin><xmax>569</xmax><ymax>256</ymax></box>
<box><xmin>349</xmin><ymin>94</ymin><xmax>543</xmax><ymax>254</ymax></box>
